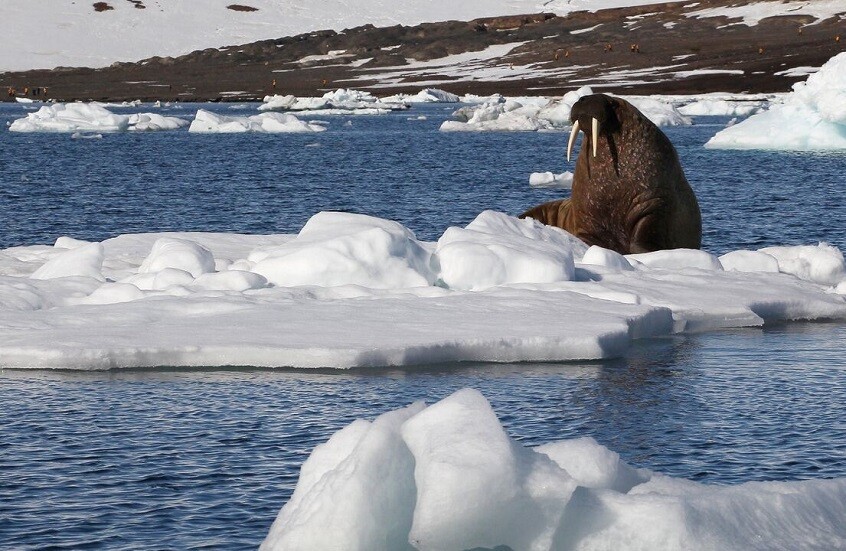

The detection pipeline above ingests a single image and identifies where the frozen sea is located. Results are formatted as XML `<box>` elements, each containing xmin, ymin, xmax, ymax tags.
<box><xmin>1</xmin><ymin>102</ymin><xmax>845</xmax><ymax>549</ymax></box>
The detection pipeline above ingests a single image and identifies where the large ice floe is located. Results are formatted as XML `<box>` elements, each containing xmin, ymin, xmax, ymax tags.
<box><xmin>258</xmin><ymin>88</ymin><xmax>408</xmax><ymax>115</ymax></box>
<box><xmin>261</xmin><ymin>388</ymin><xmax>846</xmax><ymax>550</ymax></box>
<box><xmin>1</xmin><ymin>210</ymin><xmax>845</xmax><ymax>370</ymax></box>
<box><xmin>440</xmin><ymin>86</ymin><xmax>691</xmax><ymax>132</ymax></box>
<box><xmin>706</xmin><ymin>52</ymin><xmax>846</xmax><ymax>150</ymax></box>
<box><xmin>8</xmin><ymin>102</ymin><xmax>189</xmax><ymax>133</ymax></box>
<box><xmin>188</xmin><ymin>109</ymin><xmax>326</xmax><ymax>133</ymax></box>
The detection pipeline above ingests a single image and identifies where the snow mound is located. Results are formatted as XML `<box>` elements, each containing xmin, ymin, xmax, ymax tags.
<box><xmin>259</xmin><ymin>88</ymin><xmax>408</xmax><ymax>114</ymax></box>
<box><xmin>261</xmin><ymin>388</ymin><xmax>846</xmax><ymax>551</ymax></box>
<box><xmin>8</xmin><ymin>103</ymin><xmax>188</xmax><ymax>133</ymax></box>
<box><xmin>624</xmin><ymin>96</ymin><xmax>692</xmax><ymax>126</ymax></box>
<box><xmin>250</xmin><ymin>212</ymin><xmax>437</xmax><ymax>288</ymax></box>
<box><xmin>706</xmin><ymin>52</ymin><xmax>846</xmax><ymax>150</ymax></box>
<box><xmin>0</xmin><ymin>213</ymin><xmax>845</xmax><ymax>369</ymax></box>
<box><xmin>188</xmin><ymin>109</ymin><xmax>326</xmax><ymax>133</ymax></box>
<box><xmin>435</xmin><ymin>211</ymin><xmax>585</xmax><ymax>290</ymax></box>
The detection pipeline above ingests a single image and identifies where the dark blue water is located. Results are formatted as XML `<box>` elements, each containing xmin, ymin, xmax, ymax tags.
<box><xmin>1</xmin><ymin>102</ymin><xmax>846</xmax><ymax>550</ymax></box>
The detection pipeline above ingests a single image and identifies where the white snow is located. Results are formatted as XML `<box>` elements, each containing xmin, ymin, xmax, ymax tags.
<box><xmin>382</xmin><ymin>88</ymin><xmax>461</xmax><ymax>104</ymax></box>
<box><xmin>0</xmin><ymin>211</ymin><xmax>845</xmax><ymax>369</ymax></box>
<box><xmin>677</xmin><ymin>98</ymin><xmax>765</xmax><ymax>117</ymax></box>
<box><xmin>1</xmin><ymin>0</ymin><xmax>668</xmax><ymax>72</ymax></box>
<box><xmin>8</xmin><ymin>103</ymin><xmax>189</xmax><ymax>133</ymax></box>
<box><xmin>706</xmin><ymin>52</ymin><xmax>846</xmax><ymax>150</ymax></box>
<box><xmin>685</xmin><ymin>0</ymin><xmax>845</xmax><ymax>27</ymax></box>
<box><xmin>261</xmin><ymin>388</ymin><xmax>846</xmax><ymax>551</ymax></box>
<box><xmin>188</xmin><ymin>109</ymin><xmax>326</xmax><ymax>133</ymax></box>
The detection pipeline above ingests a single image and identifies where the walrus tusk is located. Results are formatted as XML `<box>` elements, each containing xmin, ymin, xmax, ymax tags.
<box><xmin>592</xmin><ymin>117</ymin><xmax>599</xmax><ymax>157</ymax></box>
<box><xmin>567</xmin><ymin>120</ymin><xmax>580</xmax><ymax>163</ymax></box>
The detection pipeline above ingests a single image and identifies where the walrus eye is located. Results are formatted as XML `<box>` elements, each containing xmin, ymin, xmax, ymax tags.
<box><xmin>567</xmin><ymin>120</ymin><xmax>580</xmax><ymax>163</ymax></box>
<box><xmin>592</xmin><ymin>117</ymin><xmax>599</xmax><ymax>158</ymax></box>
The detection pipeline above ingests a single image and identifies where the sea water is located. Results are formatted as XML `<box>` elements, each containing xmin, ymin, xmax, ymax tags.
<box><xmin>1</xmin><ymin>102</ymin><xmax>845</xmax><ymax>549</ymax></box>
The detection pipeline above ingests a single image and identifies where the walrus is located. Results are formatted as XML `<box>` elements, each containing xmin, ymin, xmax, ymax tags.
<box><xmin>520</xmin><ymin>94</ymin><xmax>701</xmax><ymax>254</ymax></box>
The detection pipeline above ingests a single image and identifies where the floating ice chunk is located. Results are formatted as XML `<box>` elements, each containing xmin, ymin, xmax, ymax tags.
<box><xmin>263</xmin><ymin>388</ymin><xmax>846</xmax><ymax>551</ymax></box>
<box><xmin>10</xmin><ymin>103</ymin><xmax>129</xmax><ymax>133</ymax></box>
<box><xmin>436</xmin><ymin>211</ymin><xmax>587</xmax><ymax>290</ymax></box>
<box><xmin>402</xmin><ymin>388</ymin><xmax>575</xmax><ymax>551</ymax></box>
<box><xmin>719</xmin><ymin>250</ymin><xmax>780</xmax><ymax>273</ymax></box>
<box><xmin>760</xmin><ymin>243</ymin><xmax>846</xmax><ymax>287</ymax></box>
<box><xmin>251</xmin><ymin>212</ymin><xmax>436</xmax><ymax>289</ymax></box>
<box><xmin>627</xmin><ymin>248</ymin><xmax>723</xmax><ymax>271</ymax></box>
<box><xmin>188</xmin><ymin>109</ymin><xmax>326</xmax><ymax>133</ymax></box>
<box><xmin>54</xmin><ymin>236</ymin><xmax>92</xmax><ymax>249</ymax></box>
<box><xmin>9</xmin><ymin>103</ymin><xmax>187</xmax><ymax>133</ymax></box>
<box><xmin>127</xmin><ymin>112</ymin><xmax>189</xmax><ymax>131</ymax></box>
<box><xmin>259</xmin><ymin>88</ymin><xmax>407</xmax><ymax>114</ymax></box>
<box><xmin>383</xmin><ymin>88</ymin><xmax>460</xmax><ymax>103</ymax></box>
<box><xmin>261</xmin><ymin>402</ymin><xmax>425</xmax><ymax>551</ymax></box>
<box><xmin>678</xmin><ymin>98</ymin><xmax>765</xmax><ymax>117</ymax></box>
<box><xmin>625</xmin><ymin>96</ymin><xmax>692</xmax><ymax>126</ymax></box>
<box><xmin>706</xmin><ymin>52</ymin><xmax>846</xmax><ymax>150</ymax></box>
<box><xmin>122</xmin><ymin>267</ymin><xmax>196</xmax><ymax>291</ymax></box>
<box><xmin>529</xmin><ymin>171</ymin><xmax>573</xmax><ymax>188</ymax></box>
<box><xmin>138</xmin><ymin>238</ymin><xmax>215</xmax><ymax>278</ymax></box>
<box><xmin>30</xmin><ymin>242</ymin><xmax>105</xmax><ymax>282</ymax></box>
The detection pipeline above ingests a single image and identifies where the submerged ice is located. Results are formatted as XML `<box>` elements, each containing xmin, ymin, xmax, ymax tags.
<box><xmin>261</xmin><ymin>388</ymin><xmax>846</xmax><ymax>551</ymax></box>
<box><xmin>0</xmin><ymin>211</ymin><xmax>844</xmax><ymax>370</ymax></box>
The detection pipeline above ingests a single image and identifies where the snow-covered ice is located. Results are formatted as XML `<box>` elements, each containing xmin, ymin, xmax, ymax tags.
<box><xmin>441</xmin><ymin>87</ymin><xmax>692</xmax><ymax>132</ymax></box>
<box><xmin>258</xmin><ymin>89</ymin><xmax>407</xmax><ymax>115</ymax></box>
<box><xmin>0</xmin><ymin>211</ymin><xmax>844</xmax><ymax>370</ymax></box>
<box><xmin>382</xmin><ymin>88</ymin><xmax>461</xmax><ymax>104</ymax></box>
<box><xmin>706</xmin><ymin>52</ymin><xmax>846</xmax><ymax>150</ymax></box>
<box><xmin>529</xmin><ymin>171</ymin><xmax>574</xmax><ymax>189</ymax></box>
<box><xmin>188</xmin><ymin>109</ymin><xmax>326</xmax><ymax>133</ymax></box>
<box><xmin>261</xmin><ymin>388</ymin><xmax>846</xmax><ymax>550</ymax></box>
<box><xmin>8</xmin><ymin>103</ymin><xmax>189</xmax><ymax>133</ymax></box>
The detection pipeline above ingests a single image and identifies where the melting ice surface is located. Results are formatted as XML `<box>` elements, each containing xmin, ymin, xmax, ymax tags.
<box><xmin>262</xmin><ymin>388</ymin><xmax>846</xmax><ymax>550</ymax></box>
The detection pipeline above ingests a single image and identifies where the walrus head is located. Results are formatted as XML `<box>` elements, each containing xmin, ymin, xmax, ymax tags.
<box><xmin>567</xmin><ymin>94</ymin><xmax>622</xmax><ymax>162</ymax></box>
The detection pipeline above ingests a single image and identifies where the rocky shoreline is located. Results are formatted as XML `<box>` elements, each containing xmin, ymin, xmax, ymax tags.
<box><xmin>2</xmin><ymin>0</ymin><xmax>844</xmax><ymax>102</ymax></box>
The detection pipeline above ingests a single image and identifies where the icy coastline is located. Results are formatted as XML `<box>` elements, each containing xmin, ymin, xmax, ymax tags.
<box><xmin>1</xmin><ymin>211</ymin><xmax>844</xmax><ymax>370</ymax></box>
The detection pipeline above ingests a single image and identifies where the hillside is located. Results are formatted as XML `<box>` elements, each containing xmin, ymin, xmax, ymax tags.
<box><xmin>2</xmin><ymin>0</ymin><xmax>844</xmax><ymax>101</ymax></box>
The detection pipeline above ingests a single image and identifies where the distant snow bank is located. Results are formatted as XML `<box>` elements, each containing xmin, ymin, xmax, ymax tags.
<box><xmin>0</xmin><ymin>211</ymin><xmax>844</xmax><ymax>370</ymax></box>
<box><xmin>706</xmin><ymin>52</ymin><xmax>846</xmax><ymax>150</ymax></box>
<box><xmin>261</xmin><ymin>388</ymin><xmax>846</xmax><ymax>551</ymax></box>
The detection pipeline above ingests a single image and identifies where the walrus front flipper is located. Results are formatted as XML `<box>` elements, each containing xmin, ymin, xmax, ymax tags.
<box><xmin>519</xmin><ymin>199</ymin><xmax>577</xmax><ymax>234</ymax></box>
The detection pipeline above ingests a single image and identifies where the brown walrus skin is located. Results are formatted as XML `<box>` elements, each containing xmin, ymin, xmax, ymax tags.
<box><xmin>520</xmin><ymin>93</ymin><xmax>702</xmax><ymax>254</ymax></box>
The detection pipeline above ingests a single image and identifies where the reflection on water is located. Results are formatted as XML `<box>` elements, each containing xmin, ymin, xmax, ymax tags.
<box><xmin>2</xmin><ymin>323</ymin><xmax>845</xmax><ymax>549</ymax></box>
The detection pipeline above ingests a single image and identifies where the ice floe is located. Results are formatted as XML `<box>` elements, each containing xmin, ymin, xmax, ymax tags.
<box><xmin>261</xmin><ymin>388</ymin><xmax>846</xmax><ymax>551</ymax></box>
<box><xmin>529</xmin><ymin>171</ymin><xmax>574</xmax><ymax>189</ymax></box>
<box><xmin>259</xmin><ymin>88</ymin><xmax>408</xmax><ymax>114</ymax></box>
<box><xmin>706</xmin><ymin>52</ymin><xmax>846</xmax><ymax>150</ymax></box>
<box><xmin>440</xmin><ymin>87</ymin><xmax>692</xmax><ymax>132</ymax></box>
<box><xmin>188</xmin><ymin>109</ymin><xmax>326</xmax><ymax>133</ymax></box>
<box><xmin>382</xmin><ymin>88</ymin><xmax>460</xmax><ymax>103</ymax></box>
<box><xmin>8</xmin><ymin>102</ymin><xmax>190</xmax><ymax>133</ymax></box>
<box><xmin>0</xmin><ymin>211</ymin><xmax>845</xmax><ymax>370</ymax></box>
